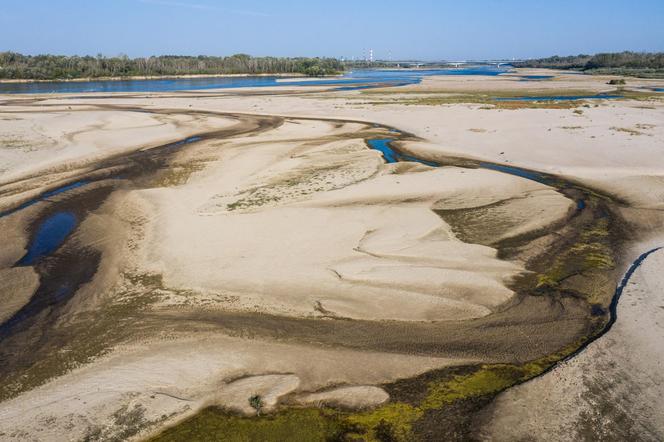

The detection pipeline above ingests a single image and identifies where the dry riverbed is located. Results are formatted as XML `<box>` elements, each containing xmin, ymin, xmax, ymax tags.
<box><xmin>0</xmin><ymin>69</ymin><xmax>663</xmax><ymax>441</ymax></box>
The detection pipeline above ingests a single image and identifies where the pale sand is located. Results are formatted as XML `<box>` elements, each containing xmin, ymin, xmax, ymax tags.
<box><xmin>136</xmin><ymin>118</ymin><xmax>568</xmax><ymax>322</ymax></box>
<box><xmin>0</xmin><ymin>107</ymin><xmax>236</xmax><ymax>182</ymax></box>
<box><xmin>293</xmin><ymin>386</ymin><xmax>389</xmax><ymax>409</ymax></box>
<box><xmin>477</xmin><ymin>242</ymin><xmax>664</xmax><ymax>441</ymax></box>
<box><xmin>0</xmin><ymin>335</ymin><xmax>460</xmax><ymax>441</ymax></box>
<box><xmin>33</xmin><ymin>70</ymin><xmax>663</xmax><ymax>204</ymax></box>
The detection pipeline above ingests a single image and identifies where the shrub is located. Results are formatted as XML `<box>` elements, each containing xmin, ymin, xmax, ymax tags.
<box><xmin>249</xmin><ymin>395</ymin><xmax>263</xmax><ymax>415</ymax></box>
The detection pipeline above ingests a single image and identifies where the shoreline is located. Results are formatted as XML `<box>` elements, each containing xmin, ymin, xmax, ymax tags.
<box><xmin>0</xmin><ymin>72</ymin><xmax>326</xmax><ymax>84</ymax></box>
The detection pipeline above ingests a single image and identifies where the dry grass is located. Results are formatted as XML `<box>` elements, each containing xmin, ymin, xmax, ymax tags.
<box><xmin>610</xmin><ymin>126</ymin><xmax>646</xmax><ymax>136</ymax></box>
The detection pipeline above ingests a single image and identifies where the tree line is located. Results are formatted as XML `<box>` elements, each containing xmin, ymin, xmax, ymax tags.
<box><xmin>0</xmin><ymin>52</ymin><xmax>344</xmax><ymax>80</ymax></box>
<box><xmin>515</xmin><ymin>51</ymin><xmax>664</xmax><ymax>71</ymax></box>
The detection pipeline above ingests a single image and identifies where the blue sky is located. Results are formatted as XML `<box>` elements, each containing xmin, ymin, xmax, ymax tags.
<box><xmin>1</xmin><ymin>0</ymin><xmax>663</xmax><ymax>60</ymax></box>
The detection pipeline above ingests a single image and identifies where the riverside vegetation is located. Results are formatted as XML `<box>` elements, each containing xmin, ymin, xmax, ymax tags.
<box><xmin>0</xmin><ymin>52</ymin><xmax>343</xmax><ymax>80</ymax></box>
<box><xmin>515</xmin><ymin>51</ymin><xmax>664</xmax><ymax>78</ymax></box>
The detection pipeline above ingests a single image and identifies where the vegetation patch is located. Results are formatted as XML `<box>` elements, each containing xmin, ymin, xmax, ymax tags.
<box><xmin>0</xmin><ymin>134</ymin><xmax>39</xmax><ymax>151</ymax></box>
<box><xmin>150</xmin><ymin>408</ymin><xmax>349</xmax><ymax>442</ymax></box>
<box><xmin>514</xmin><ymin>51</ymin><xmax>664</xmax><ymax>78</ymax></box>
<box><xmin>0</xmin><ymin>52</ymin><xmax>343</xmax><ymax>80</ymax></box>
<box><xmin>357</xmin><ymin>90</ymin><xmax>598</xmax><ymax>109</ymax></box>
<box><xmin>151</xmin><ymin>345</ymin><xmax>586</xmax><ymax>442</ymax></box>
<box><xmin>610</xmin><ymin>126</ymin><xmax>646</xmax><ymax>136</ymax></box>
<box><xmin>535</xmin><ymin>213</ymin><xmax>615</xmax><ymax>293</ymax></box>
<box><xmin>153</xmin><ymin>159</ymin><xmax>209</xmax><ymax>187</ymax></box>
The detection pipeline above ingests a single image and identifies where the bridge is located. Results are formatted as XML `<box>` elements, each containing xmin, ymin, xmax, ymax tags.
<box><xmin>360</xmin><ymin>59</ymin><xmax>526</xmax><ymax>68</ymax></box>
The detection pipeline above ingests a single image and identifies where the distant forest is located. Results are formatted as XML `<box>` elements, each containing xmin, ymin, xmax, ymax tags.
<box><xmin>0</xmin><ymin>52</ymin><xmax>344</xmax><ymax>80</ymax></box>
<box><xmin>515</xmin><ymin>51</ymin><xmax>664</xmax><ymax>77</ymax></box>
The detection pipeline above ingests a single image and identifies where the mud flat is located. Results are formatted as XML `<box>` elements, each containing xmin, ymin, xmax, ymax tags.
<box><xmin>0</xmin><ymin>68</ymin><xmax>663</xmax><ymax>441</ymax></box>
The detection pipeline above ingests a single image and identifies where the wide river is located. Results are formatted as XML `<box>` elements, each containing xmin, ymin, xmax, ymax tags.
<box><xmin>0</xmin><ymin>67</ymin><xmax>506</xmax><ymax>94</ymax></box>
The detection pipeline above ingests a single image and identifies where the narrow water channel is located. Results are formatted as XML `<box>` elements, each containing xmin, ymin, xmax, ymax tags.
<box><xmin>0</xmin><ymin>112</ymin><xmax>280</xmax><ymax>343</ymax></box>
<box><xmin>366</xmin><ymin>135</ymin><xmax>661</xmax><ymax>366</ymax></box>
<box><xmin>0</xmin><ymin>180</ymin><xmax>89</xmax><ymax>219</ymax></box>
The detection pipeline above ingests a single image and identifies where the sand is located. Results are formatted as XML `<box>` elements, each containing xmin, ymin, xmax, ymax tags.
<box><xmin>0</xmin><ymin>68</ymin><xmax>663</xmax><ymax>440</ymax></box>
<box><xmin>476</xmin><ymin>241</ymin><xmax>664</xmax><ymax>441</ymax></box>
<box><xmin>139</xmin><ymin>120</ymin><xmax>563</xmax><ymax>322</ymax></box>
<box><xmin>0</xmin><ymin>335</ymin><xmax>458</xmax><ymax>441</ymax></box>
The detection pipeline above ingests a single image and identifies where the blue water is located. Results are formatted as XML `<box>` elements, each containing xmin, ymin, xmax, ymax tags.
<box><xmin>0</xmin><ymin>180</ymin><xmax>88</xmax><ymax>219</ymax></box>
<box><xmin>171</xmin><ymin>136</ymin><xmax>202</xmax><ymax>147</ymax></box>
<box><xmin>478</xmin><ymin>162</ymin><xmax>551</xmax><ymax>185</ymax></box>
<box><xmin>368</xmin><ymin>139</ymin><xmax>399</xmax><ymax>163</ymax></box>
<box><xmin>653</xmin><ymin>88</ymin><xmax>664</xmax><ymax>92</ymax></box>
<box><xmin>16</xmin><ymin>212</ymin><xmax>78</xmax><ymax>266</ymax></box>
<box><xmin>367</xmin><ymin>137</ymin><xmax>594</xmax><ymax>210</ymax></box>
<box><xmin>367</xmin><ymin>139</ymin><xmax>439</xmax><ymax>167</ymax></box>
<box><xmin>496</xmin><ymin>94</ymin><xmax>622</xmax><ymax>102</ymax></box>
<box><xmin>0</xmin><ymin>67</ymin><xmax>508</xmax><ymax>94</ymax></box>
<box><xmin>0</xmin><ymin>134</ymin><xmax>201</xmax><ymax>220</ymax></box>
<box><xmin>614</xmin><ymin>248</ymin><xmax>662</xmax><ymax>302</ymax></box>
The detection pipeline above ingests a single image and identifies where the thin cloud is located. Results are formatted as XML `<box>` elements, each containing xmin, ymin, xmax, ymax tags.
<box><xmin>138</xmin><ymin>0</ymin><xmax>269</xmax><ymax>17</ymax></box>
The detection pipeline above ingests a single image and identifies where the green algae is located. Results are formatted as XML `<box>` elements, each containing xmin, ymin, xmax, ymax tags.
<box><xmin>151</xmin><ymin>408</ymin><xmax>349</xmax><ymax>442</ymax></box>
<box><xmin>345</xmin><ymin>403</ymin><xmax>423</xmax><ymax>441</ymax></box>
<box><xmin>535</xmin><ymin>215</ymin><xmax>615</xmax><ymax>292</ymax></box>
<box><xmin>150</xmin><ymin>343</ymin><xmax>587</xmax><ymax>442</ymax></box>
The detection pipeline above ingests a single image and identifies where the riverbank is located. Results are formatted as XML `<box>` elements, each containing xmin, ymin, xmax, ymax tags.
<box><xmin>0</xmin><ymin>72</ymin><xmax>316</xmax><ymax>84</ymax></box>
<box><xmin>478</xmin><ymin>239</ymin><xmax>664</xmax><ymax>440</ymax></box>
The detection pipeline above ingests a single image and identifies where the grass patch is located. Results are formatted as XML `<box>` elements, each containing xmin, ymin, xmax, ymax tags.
<box><xmin>0</xmin><ymin>134</ymin><xmax>36</xmax><ymax>150</ymax></box>
<box><xmin>361</xmin><ymin>88</ymin><xmax>598</xmax><ymax>98</ymax></box>
<box><xmin>610</xmin><ymin>126</ymin><xmax>646</xmax><ymax>136</ymax></box>
<box><xmin>614</xmin><ymin>88</ymin><xmax>663</xmax><ymax>101</ymax></box>
<box><xmin>361</xmin><ymin>95</ymin><xmax>582</xmax><ymax>109</ymax></box>
<box><xmin>150</xmin><ymin>408</ymin><xmax>349</xmax><ymax>442</ymax></box>
<box><xmin>151</xmin><ymin>341</ymin><xmax>588</xmax><ymax>442</ymax></box>
<box><xmin>535</xmin><ymin>212</ymin><xmax>615</xmax><ymax>294</ymax></box>
<box><xmin>152</xmin><ymin>159</ymin><xmax>210</xmax><ymax>187</ymax></box>
<box><xmin>354</xmin><ymin>88</ymin><xmax>610</xmax><ymax>109</ymax></box>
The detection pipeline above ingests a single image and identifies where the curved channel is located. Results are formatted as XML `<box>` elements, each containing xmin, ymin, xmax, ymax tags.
<box><xmin>368</xmin><ymin>136</ymin><xmax>660</xmax><ymax>374</ymax></box>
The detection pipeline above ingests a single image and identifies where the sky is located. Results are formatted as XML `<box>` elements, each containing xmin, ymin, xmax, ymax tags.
<box><xmin>1</xmin><ymin>0</ymin><xmax>663</xmax><ymax>60</ymax></box>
